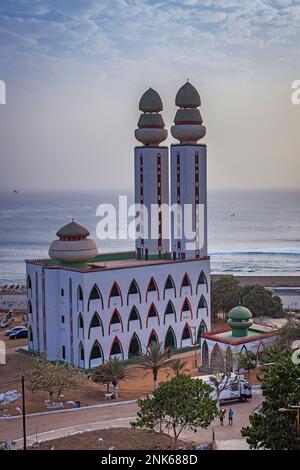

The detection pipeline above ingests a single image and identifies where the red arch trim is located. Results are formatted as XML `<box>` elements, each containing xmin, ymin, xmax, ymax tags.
<box><xmin>108</xmin><ymin>282</ymin><xmax>123</xmax><ymax>308</ymax></box>
<box><xmin>109</xmin><ymin>336</ymin><xmax>124</xmax><ymax>360</ymax></box>
<box><xmin>181</xmin><ymin>322</ymin><xmax>194</xmax><ymax>347</ymax></box>
<box><xmin>180</xmin><ymin>298</ymin><xmax>193</xmax><ymax>321</ymax></box>
<box><xmin>180</xmin><ymin>272</ymin><xmax>193</xmax><ymax>296</ymax></box>
<box><xmin>108</xmin><ymin>308</ymin><xmax>124</xmax><ymax>334</ymax></box>
<box><xmin>146</xmin><ymin>303</ymin><xmax>161</xmax><ymax>327</ymax></box>
<box><xmin>146</xmin><ymin>277</ymin><xmax>160</xmax><ymax>302</ymax></box>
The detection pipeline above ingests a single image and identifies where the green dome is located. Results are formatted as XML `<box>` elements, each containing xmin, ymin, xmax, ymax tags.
<box><xmin>228</xmin><ymin>306</ymin><xmax>252</xmax><ymax>320</ymax></box>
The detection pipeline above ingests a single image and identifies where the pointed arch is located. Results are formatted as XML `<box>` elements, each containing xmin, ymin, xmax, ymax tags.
<box><xmin>163</xmin><ymin>275</ymin><xmax>176</xmax><ymax>300</ymax></box>
<box><xmin>88</xmin><ymin>312</ymin><xmax>104</xmax><ymax>338</ymax></box>
<box><xmin>197</xmin><ymin>319</ymin><xmax>208</xmax><ymax>342</ymax></box>
<box><xmin>210</xmin><ymin>343</ymin><xmax>224</xmax><ymax>372</ymax></box>
<box><xmin>164</xmin><ymin>326</ymin><xmax>177</xmax><ymax>350</ymax></box>
<box><xmin>78</xmin><ymin>313</ymin><xmax>84</xmax><ymax>336</ymax></box>
<box><xmin>108</xmin><ymin>282</ymin><xmax>123</xmax><ymax>307</ymax></box>
<box><xmin>27</xmin><ymin>299</ymin><xmax>32</xmax><ymax>314</ymax></box>
<box><xmin>181</xmin><ymin>323</ymin><xmax>193</xmax><ymax>347</ymax></box>
<box><xmin>146</xmin><ymin>277</ymin><xmax>160</xmax><ymax>302</ymax></box>
<box><xmin>89</xmin><ymin>340</ymin><xmax>104</xmax><ymax>368</ymax></box>
<box><xmin>127</xmin><ymin>306</ymin><xmax>142</xmax><ymax>331</ymax></box>
<box><xmin>180</xmin><ymin>298</ymin><xmax>193</xmax><ymax>321</ymax></box>
<box><xmin>201</xmin><ymin>340</ymin><xmax>209</xmax><ymax>368</ymax></box>
<box><xmin>164</xmin><ymin>300</ymin><xmax>177</xmax><ymax>324</ymax></box>
<box><xmin>225</xmin><ymin>347</ymin><xmax>233</xmax><ymax>373</ymax></box>
<box><xmin>88</xmin><ymin>284</ymin><xmax>104</xmax><ymax>310</ymax></box>
<box><xmin>180</xmin><ymin>272</ymin><xmax>192</xmax><ymax>297</ymax></box>
<box><xmin>109</xmin><ymin>309</ymin><xmax>124</xmax><ymax>334</ymax></box>
<box><xmin>27</xmin><ymin>275</ymin><xmax>32</xmax><ymax>290</ymax></box>
<box><xmin>127</xmin><ymin>279</ymin><xmax>141</xmax><ymax>304</ymax></box>
<box><xmin>109</xmin><ymin>336</ymin><xmax>124</xmax><ymax>359</ymax></box>
<box><xmin>128</xmin><ymin>333</ymin><xmax>142</xmax><ymax>357</ymax></box>
<box><xmin>77</xmin><ymin>285</ymin><xmax>83</xmax><ymax>309</ymax></box>
<box><xmin>197</xmin><ymin>295</ymin><xmax>208</xmax><ymax>318</ymax></box>
<box><xmin>78</xmin><ymin>341</ymin><xmax>85</xmax><ymax>364</ymax></box>
<box><xmin>147</xmin><ymin>329</ymin><xmax>159</xmax><ymax>347</ymax></box>
<box><xmin>196</xmin><ymin>270</ymin><xmax>208</xmax><ymax>294</ymax></box>
<box><xmin>146</xmin><ymin>303</ymin><xmax>160</xmax><ymax>327</ymax></box>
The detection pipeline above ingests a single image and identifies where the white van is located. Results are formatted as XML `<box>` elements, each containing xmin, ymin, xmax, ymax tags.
<box><xmin>193</xmin><ymin>373</ymin><xmax>252</xmax><ymax>403</ymax></box>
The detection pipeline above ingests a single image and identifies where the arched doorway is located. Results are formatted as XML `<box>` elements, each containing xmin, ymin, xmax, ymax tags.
<box><xmin>225</xmin><ymin>347</ymin><xmax>233</xmax><ymax>372</ymax></box>
<box><xmin>210</xmin><ymin>344</ymin><xmax>224</xmax><ymax>372</ymax></box>
<box><xmin>202</xmin><ymin>340</ymin><xmax>209</xmax><ymax>368</ymax></box>
<box><xmin>128</xmin><ymin>334</ymin><xmax>142</xmax><ymax>357</ymax></box>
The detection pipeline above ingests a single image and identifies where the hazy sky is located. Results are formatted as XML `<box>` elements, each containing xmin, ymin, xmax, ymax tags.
<box><xmin>0</xmin><ymin>0</ymin><xmax>299</xmax><ymax>192</ymax></box>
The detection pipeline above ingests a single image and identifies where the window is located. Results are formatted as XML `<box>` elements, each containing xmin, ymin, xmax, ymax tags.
<box><xmin>62</xmin><ymin>345</ymin><xmax>66</xmax><ymax>359</ymax></box>
<box><xmin>61</xmin><ymin>288</ymin><xmax>64</xmax><ymax>297</ymax></box>
<box><xmin>61</xmin><ymin>315</ymin><xmax>65</xmax><ymax>324</ymax></box>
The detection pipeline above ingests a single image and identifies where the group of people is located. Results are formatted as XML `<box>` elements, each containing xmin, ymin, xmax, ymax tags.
<box><xmin>219</xmin><ymin>408</ymin><xmax>234</xmax><ymax>426</ymax></box>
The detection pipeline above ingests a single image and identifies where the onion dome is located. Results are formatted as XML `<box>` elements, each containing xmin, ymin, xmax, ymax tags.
<box><xmin>49</xmin><ymin>219</ymin><xmax>98</xmax><ymax>264</ymax></box>
<box><xmin>227</xmin><ymin>306</ymin><xmax>253</xmax><ymax>338</ymax></box>
<box><xmin>139</xmin><ymin>88</ymin><xmax>163</xmax><ymax>112</ymax></box>
<box><xmin>135</xmin><ymin>87</ymin><xmax>167</xmax><ymax>146</ymax></box>
<box><xmin>171</xmin><ymin>80</ymin><xmax>206</xmax><ymax>144</ymax></box>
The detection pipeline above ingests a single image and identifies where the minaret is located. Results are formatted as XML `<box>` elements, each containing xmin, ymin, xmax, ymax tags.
<box><xmin>134</xmin><ymin>88</ymin><xmax>169</xmax><ymax>259</ymax></box>
<box><xmin>170</xmin><ymin>81</ymin><xmax>207</xmax><ymax>260</ymax></box>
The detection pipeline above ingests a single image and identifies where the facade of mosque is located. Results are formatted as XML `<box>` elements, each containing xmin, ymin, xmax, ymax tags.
<box><xmin>26</xmin><ymin>82</ymin><xmax>211</xmax><ymax>369</ymax></box>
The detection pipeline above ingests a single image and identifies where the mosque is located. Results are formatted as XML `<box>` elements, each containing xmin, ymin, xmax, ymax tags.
<box><xmin>26</xmin><ymin>82</ymin><xmax>211</xmax><ymax>369</ymax></box>
<box><xmin>25</xmin><ymin>82</ymin><xmax>278</xmax><ymax>370</ymax></box>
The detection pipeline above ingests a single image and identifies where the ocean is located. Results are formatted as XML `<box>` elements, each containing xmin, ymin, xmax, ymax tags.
<box><xmin>0</xmin><ymin>190</ymin><xmax>299</xmax><ymax>283</ymax></box>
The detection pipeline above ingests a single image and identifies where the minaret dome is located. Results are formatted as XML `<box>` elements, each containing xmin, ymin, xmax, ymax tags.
<box><xmin>135</xmin><ymin>88</ymin><xmax>167</xmax><ymax>146</ymax></box>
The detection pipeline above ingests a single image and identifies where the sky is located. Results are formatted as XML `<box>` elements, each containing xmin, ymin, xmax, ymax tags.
<box><xmin>0</xmin><ymin>0</ymin><xmax>300</xmax><ymax>192</ymax></box>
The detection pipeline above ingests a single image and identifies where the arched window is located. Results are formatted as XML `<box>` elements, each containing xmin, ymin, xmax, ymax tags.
<box><xmin>180</xmin><ymin>298</ymin><xmax>192</xmax><ymax>321</ymax></box>
<box><xmin>127</xmin><ymin>279</ymin><xmax>141</xmax><ymax>304</ymax></box>
<box><xmin>163</xmin><ymin>275</ymin><xmax>176</xmax><ymax>300</ymax></box>
<box><xmin>127</xmin><ymin>306</ymin><xmax>142</xmax><ymax>331</ymax></box>
<box><xmin>197</xmin><ymin>295</ymin><xmax>208</xmax><ymax>318</ymax></box>
<box><xmin>88</xmin><ymin>312</ymin><xmax>104</xmax><ymax>338</ymax></box>
<box><xmin>77</xmin><ymin>285</ymin><xmax>83</xmax><ymax>309</ymax></box>
<box><xmin>225</xmin><ymin>347</ymin><xmax>233</xmax><ymax>372</ymax></box>
<box><xmin>89</xmin><ymin>340</ymin><xmax>104</xmax><ymax>367</ymax></box>
<box><xmin>196</xmin><ymin>271</ymin><xmax>208</xmax><ymax>294</ymax></box>
<box><xmin>27</xmin><ymin>275</ymin><xmax>32</xmax><ymax>290</ymax></box>
<box><xmin>146</xmin><ymin>303</ymin><xmax>160</xmax><ymax>327</ymax></box>
<box><xmin>146</xmin><ymin>277</ymin><xmax>160</xmax><ymax>301</ymax></box>
<box><xmin>78</xmin><ymin>342</ymin><xmax>85</xmax><ymax>362</ymax></box>
<box><xmin>202</xmin><ymin>340</ymin><xmax>209</xmax><ymax>368</ymax></box>
<box><xmin>28</xmin><ymin>325</ymin><xmax>33</xmax><ymax>342</ymax></box>
<box><xmin>110</xmin><ymin>337</ymin><xmax>124</xmax><ymax>359</ymax></box>
<box><xmin>147</xmin><ymin>329</ymin><xmax>159</xmax><ymax>347</ymax></box>
<box><xmin>108</xmin><ymin>282</ymin><xmax>123</xmax><ymax>307</ymax></box>
<box><xmin>210</xmin><ymin>344</ymin><xmax>224</xmax><ymax>372</ymax></box>
<box><xmin>28</xmin><ymin>300</ymin><xmax>32</xmax><ymax>314</ymax></box>
<box><xmin>197</xmin><ymin>320</ymin><xmax>207</xmax><ymax>342</ymax></box>
<box><xmin>164</xmin><ymin>300</ymin><xmax>177</xmax><ymax>324</ymax></box>
<box><xmin>180</xmin><ymin>273</ymin><xmax>192</xmax><ymax>296</ymax></box>
<box><xmin>164</xmin><ymin>326</ymin><xmax>177</xmax><ymax>350</ymax></box>
<box><xmin>88</xmin><ymin>284</ymin><xmax>104</xmax><ymax>310</ymax></box>
<box><xmin>78</xmin><ymin>313</ymin><xmax>84</xmax><ymax>336</ymax></box>
<box><xmin>181</xmin><ymin>323</ymin><xmax>193</xmax><ymax>347</ymax></box>
<box><xmin>109</xmin><ymin>309</ymin><xmax>123</xmax><ymax>334</ymax></box>
<box><xmin>128</xmin><ymin>333</ymin><xmax>142</xmax><ymax>357</ymax></box>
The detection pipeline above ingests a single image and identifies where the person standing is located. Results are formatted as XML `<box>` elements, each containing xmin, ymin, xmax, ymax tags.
<box><xmin>219</xmin><ymin>408</ymin><xmax>226</xmax><ymax>426</ymax></box>
<box><xmin>228</xmin><ymin>408</ymin><xmax>234</xmax><ymax>426</ymax></box>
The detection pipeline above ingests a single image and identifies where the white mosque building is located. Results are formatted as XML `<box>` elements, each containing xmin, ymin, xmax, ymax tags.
<box><xmin>26</xmin><ymin>82</ymin><xmax>212</xmax><ymax>369</ymax></box>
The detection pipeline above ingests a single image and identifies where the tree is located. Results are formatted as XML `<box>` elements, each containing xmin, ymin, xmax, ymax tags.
<box><xmin>211</xmin><ymin>276</ymin><xmax>240</xmax><ymax>321</ymax></box>
<box><xmin>241</xmin><ymin>351</ymin><xmax>300</xmax><ymax>449</ymax></box>
<box><xmin>208</xmin><ymin>372</ymin><xmax>234</xmax><ymax>411</ymax></box>
<box><xmin>92</xmin><ymin>357</ymin><xmax>132</xmax><ymax>398</ymax></box>
<box><xmin>168</xmin><ymin>358</ymin><xmax>189</xmax><ymax>377</ymax></box>
<box><xmin>29</xmin><ymin>357</ymin><xmax>85</xmax><ymax>403</ymax></box>
<box><xmin>235</xmin><ymin>350</ymin><xmax>257</xmax><ymax>378</ymax></box>
<box><xmin>132</xmin><ymin>374</ymin><xmax>218</xmax><ymax>449</ymax></box>
<box><xmin>240</xmin><ymin>284</ymin><xmax>284</xmax><ymax>318</ymax></box>
<box><xmin>138</xmin><ymin>342</ymin><xmax>172</xmax><ymax>390</ymax></box>
<box><xmin>274</xmin><ymin>319</ymin><xmax>300</xmax><ymax>351</ymax></box>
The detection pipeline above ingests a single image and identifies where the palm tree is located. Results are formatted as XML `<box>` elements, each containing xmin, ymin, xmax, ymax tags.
<box><xmin>168</xmin><ymin>358</ymin><xmax>189</xmax><ymax>377</ymax></box>
<box><xmin>138</xmin><ymin>342</ymin><xmax>172</xmax><ymax>390</ymax></box>
<box><xmin>92</xmin><ymin>357</ymin><xmax>132</xmax><ymax>398</ymax></box>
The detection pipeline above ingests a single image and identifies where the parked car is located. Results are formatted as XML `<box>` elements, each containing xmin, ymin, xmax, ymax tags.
<box><xmin>5</xmin><ymin>326</ymin><xmax>26</xmax><ymax>336</ymax></box>
<box><xmin>9</xmin><ymin>328</ymin><xmax>28</xmax><ymax>339</ymax></box>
